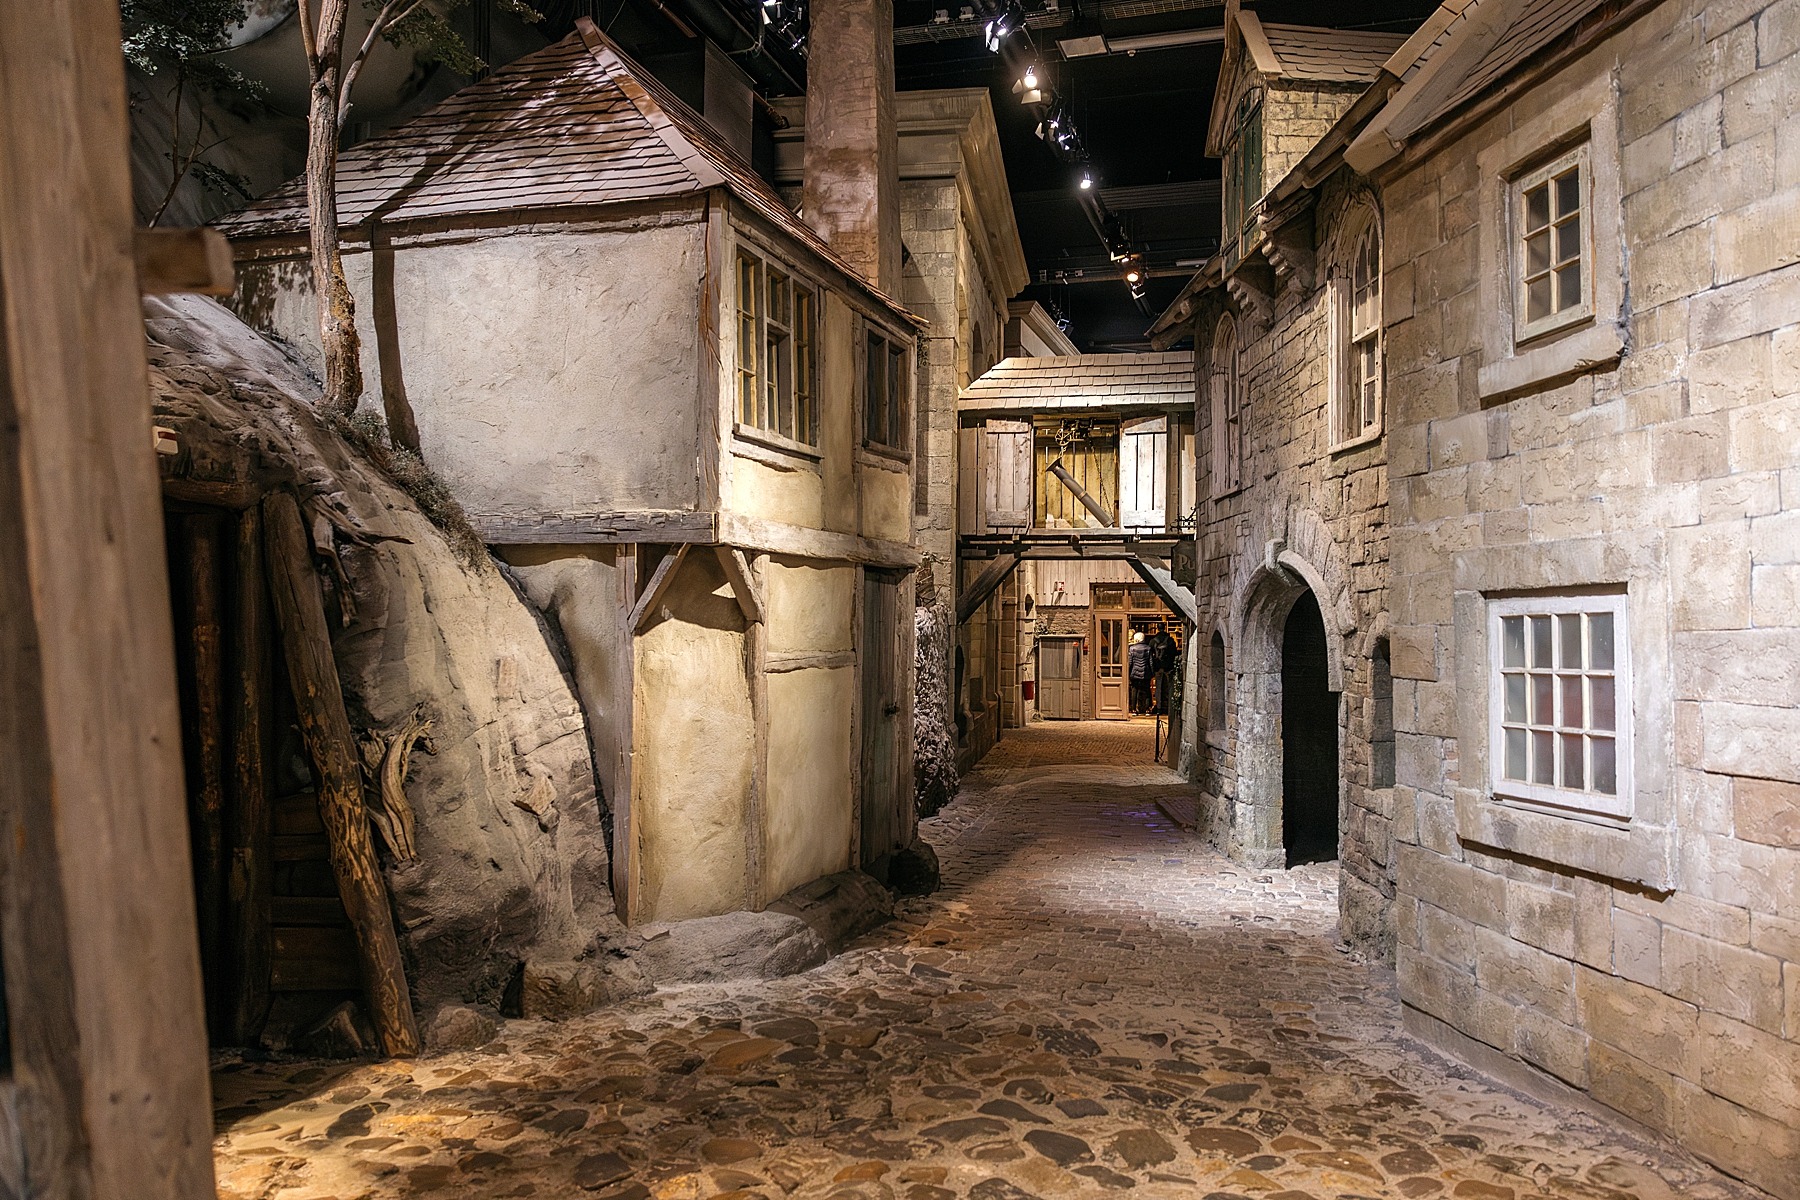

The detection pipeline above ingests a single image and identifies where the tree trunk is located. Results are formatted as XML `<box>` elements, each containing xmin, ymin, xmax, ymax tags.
<box><xmin>305</xmin><ymin>5</ymin><xmax>362</xmax><ymax>419</ymax></box>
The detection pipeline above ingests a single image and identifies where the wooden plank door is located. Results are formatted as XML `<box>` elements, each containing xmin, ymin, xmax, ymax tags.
<box><xmin>860</xmin><ymin>572</ymin><xmax>907</xmax><ymax>870</ymax></box>
<box><xmin>1038</xmin><ymin>637</ymin><xmax>1083</xmax><ymax>719</ymax></box>
<box><xmin>1094</xmin><ymin>612</ymin><xmax>1129</xmax><ymax>720</ymax></box>
<box><xmin>983</xmin><ymin>418</ymin><xmax>1033</xmax><ymax>530</ymax></box>
<box><xmin>1118</xmin><ymin>415</ymin><xmax>1168</xmax><ymax>530</ymax></box>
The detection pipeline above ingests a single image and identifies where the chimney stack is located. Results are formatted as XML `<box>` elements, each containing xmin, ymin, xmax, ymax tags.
<box><xmin>801</xmin><ymin>0</ymin><xmax>902</xmax><ymax>295</ymax></box>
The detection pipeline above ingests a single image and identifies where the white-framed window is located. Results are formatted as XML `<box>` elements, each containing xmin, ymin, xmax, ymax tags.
<box><xmin>1330</xmin><ymin>218</ymin><xmax>1382</xmax><ymax>447</ymax></box>
<box><xmin>1209</xmin><ymin>316</ymin><xmax>1241</xmax><ymax>497</ymax></box>
<box><xmin>1488</xmin><ymin>593</ymin><xmax>1630</xmax><ymax>817</ymax></box>
<box><xmin>1511</xmin><ymin>142</ymin><xmax>1592</xmax><ymax>345</ymax></box>
<box><xmin>863</xmin><ymin>325</ymin><xmax>910</xmax><ymax>452</ymax></box>
<box><xmin>736</xmin><ymin>248</ymin><xmax>818</xmax><ymax>447</ymax></box>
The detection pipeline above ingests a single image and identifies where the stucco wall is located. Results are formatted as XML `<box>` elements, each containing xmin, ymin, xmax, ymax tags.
<box><xmin>1382</xmin><ymin>3</ymin><xmax>1799</xmax><ymax>1193</ymax></box>
<box><xmin>236</xmin><ymin>213</ymin><xmax>708</xmax><ymax>523</ymax></box>
<box><xmin>634</xmin><ymin>554</ymin><xmax>754</xmax><ymax>922</ymax></box>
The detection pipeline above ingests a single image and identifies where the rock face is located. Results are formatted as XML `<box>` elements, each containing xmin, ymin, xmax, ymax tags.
<box><xmin>912</xmin><ymin>570</ymin><xmax>959</xmax><ymax>820</ymax></box>
<box><xmin>143</xmin><ymin>295</ymin><xmax>621</xmax><ymax>1013</ymax></box>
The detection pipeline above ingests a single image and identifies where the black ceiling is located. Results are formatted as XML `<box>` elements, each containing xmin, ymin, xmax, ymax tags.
<box><xmin>558</xmin><ymin>0</ymin><xmax>1441</xmax><ymax>351</ymax></box>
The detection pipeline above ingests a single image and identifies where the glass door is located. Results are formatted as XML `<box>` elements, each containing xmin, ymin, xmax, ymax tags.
<box><xmin>1094</xmin><ymin>611</ymin><xmax>1128</xmax><ymax>720</ymax></box>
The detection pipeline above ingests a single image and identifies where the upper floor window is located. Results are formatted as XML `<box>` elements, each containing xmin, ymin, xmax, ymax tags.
<box><xmin>736</xmin><ymin>249</ymin><xmax>817</xmax><ymax>447</ymax></box>
<box><xmin>1223</xmin><ymin>92</ymin><xmax>1263</xmax><ymax>258</ymax></box>
<box><xmin>1330</xmin><ymin>218</ymin><xmax>1382</xmax><ymax>447</ymax></box>
<box><xmin>1209</xmin><ymin>317</ymin><xmax>1241</xmax><ymax>497</ymax></box>
<box><xmin>864</xmin><ymin>327</ymin><xmax>909</xmax><ymax>452</ymax></box>
<box><xmin>1513</xmin><ymin>143</ymin><xmax>1592</xmax><ymax>343</ymax></box>
<box><xmin>1488</xmin><ymin>593</ymin><xmax>1631</xmax><ymax>818</ymax></box>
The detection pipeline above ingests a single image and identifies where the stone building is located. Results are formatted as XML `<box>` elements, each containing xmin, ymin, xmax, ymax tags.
<box><xmin>1148</xmin><ymin>10</ymin><xmax>1413</xmax><ymax>950</ymax></box>
<box><xmin>217</xmin><ymin>21</ymin><xmax>926</xmax><ymax>926</ymax></box>
<box><xmin>1154</xmin><ymin>0</ymin><xmax>1800</xmax><ymax>1193</ymax></box>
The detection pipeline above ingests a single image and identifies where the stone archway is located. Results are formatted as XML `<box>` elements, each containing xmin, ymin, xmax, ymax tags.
<box><xmin>1228</xmin><ymin>547</ymin><xmax>1350</xmax><ymax>869</ymax></box>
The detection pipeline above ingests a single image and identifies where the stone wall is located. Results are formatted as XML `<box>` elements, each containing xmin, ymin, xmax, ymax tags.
<box><xmin>1381</xmin><ymin>2</ymin><xmax>1800</xmax><ymax>1193</ymax></box>
<box><xmin>1261</xmin><ymin>80</ymin><xmax>1367</xmax><ymax>197</ymax></box>
<box><xmin>1191</xmin><ymin>171</ymin><xmax>1394</xmax><ymax>958</ymax></box>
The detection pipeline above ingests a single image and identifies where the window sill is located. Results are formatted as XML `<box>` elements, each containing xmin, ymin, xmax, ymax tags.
<box><xmin>1329</xmin><ymin>427</ymin><xmax>1384</xmax><ymax>456</ymax></box>
<box><xmin>1478</xmin><ymin>321</ymin><xmax>1623</xmax><ymax>403</ymax></box>
<box><xmin>859</xmin><ymin>440</ymin><xmax>912</xmax><ymax>467</ymax></box>
<box><xmin>1454</xmin><ymin>786</ymin><xmax>1674</xmax><ymax>891</ymax></box>
<box><xmin>733</xmin><ymin>426</ymin><xmax>821</xmax><ymax>471</ymax></box>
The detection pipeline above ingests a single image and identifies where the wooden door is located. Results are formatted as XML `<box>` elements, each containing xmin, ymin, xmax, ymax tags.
<box><xmin>983</xmin><ymin>418</ymin><xmax>1033</xmax><ymax>529</ymax></box>
<box><xmin>1038</xmin><ymin>637</ymin><xmax>1083</xmax><ymax>719</ymax></box>
<box><xmin>1094</xmin><ymin>611</ymin><xmax>1128</xmax><ymax>720</ymax></box>
<box><xmin>1119</xmin><ymin>415</ymin><xmax>1168</xmax><ymax>530</ymax></box>
<box><xmin>860</xmin><ymin>572</ymin><xmax>908</xmax><ymax>870</ymax></box>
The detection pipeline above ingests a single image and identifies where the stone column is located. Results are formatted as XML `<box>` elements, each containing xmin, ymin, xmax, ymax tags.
<box><xmin>802</xmin><ymin>0</ymin><xmax>902</xmax><ymax>295</ymax></box>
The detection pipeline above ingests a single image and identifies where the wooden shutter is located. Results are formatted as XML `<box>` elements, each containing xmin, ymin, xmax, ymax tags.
<box><xmin>958</xmin><ymin>424</ymin><xmax>983</xmax><ymax>531</ymax></box>
<box><xmin>983</xmin><ymin>418</ymin><xmax>1032</xmax><ymax>529</ymax></box>
<box><xmin>1118</xmin><ymin>415</ymin><xmax>1167</xmax><ymax>530</ymax></box>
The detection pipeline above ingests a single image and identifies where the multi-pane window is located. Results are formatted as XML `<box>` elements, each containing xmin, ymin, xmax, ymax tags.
<box><xmin>736</xmin><ymin>249</ymin><xmax>817</xmax><ymax>446</ymax></box>
<box><xmin>1489</xmin><ymin>594</ymin><xmax>1630</xmax><ymax>817</ymax></box>
<box><xmin>1332</xmin><ymin>221</ymin><xmax>1382</xmax><ymax>446</ymax></box>
<box><xmin>1209</xmin><ymin>317</ymin><xmax>1241</xmax><ymax>496</ymax></box>
<box><xmin>864</xmin><ymin>328</ymin><xmax>909</xmax><ymax>451</ymax></box>
<box><xmin>1223</xmin><ymin>93</ymin><xmax>1263</xmax><ymax>261</ymax></box>
<box><xmin>1513</xmin><ymin>143</ymin><xmax>1591</xmax><ymax>343</ymax></box>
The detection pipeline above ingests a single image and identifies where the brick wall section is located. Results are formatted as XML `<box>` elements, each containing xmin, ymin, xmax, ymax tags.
<box><xmin>1193</xmin><ymin>171</ymin><xmax>1395</xmax><ymax>957</ymax></box>
<box><xmin>1382</xmin><ymin>2</ymin><xmax>1800</xmax><ymax>1193</ymax></box>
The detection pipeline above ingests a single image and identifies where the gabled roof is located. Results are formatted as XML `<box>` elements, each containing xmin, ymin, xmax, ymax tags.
<box><xmin>958</xmin><ymin>353</ymin><xmax>1194</xmax><ymax>415</ymax></box>
<box><xmin>1347</xmin><ymin>0</ymin><xmax>1615</xmax><ymax>170</ymax></box>
<box><xmin>1259</xmin><ymin>23</ymin><xmax>1412</xmax><ymax>84</ymax></box>
<box><xmin>216</xmin><ymin>20</ymin><xmax>918</xmax><ymax>322</ymax></box>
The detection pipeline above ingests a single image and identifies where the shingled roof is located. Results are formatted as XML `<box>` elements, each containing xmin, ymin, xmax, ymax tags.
<box><xmin>215</xmin><ymin>20</ymin><xmax>916</xmax><ymax>320</ymax></box>
<box><xmin>1259</xmin><ymin>23</ymin><xmax>1412</xmax><ymax>84</ymax></box>
<box><xmin>957</xmin><ymin>353</ymin><xmax>1194</xmax><ymax>415</ymax></box>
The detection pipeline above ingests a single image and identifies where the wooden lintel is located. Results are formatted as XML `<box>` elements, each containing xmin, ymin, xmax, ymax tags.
<box><xmin>714</xmin><ymin>545</ymin><xmax>765</xmax><ymax>625</ymax></box>
<box><xmin>956</xmin><ymin>552</ymin><xmax>1022</xmax><ymax>624</ymax></box>
<box><xmin>135</xmin><ymin>227</ymin><xmax>235</xmax><ymax>296</ymax></box>
<box><xmin>764</xmin><ymin>649</ymin><xmax>856</xmax><ymax>673</ymax></box>
<box><xmin>719</xmin><ymin>513</ymin><xmax>920</xmax><ymax>570</ymax></box>
<box><xmin>473</xmin><ymin>510</ymin><xmax>717</xmax><ymax>545</ymax></box>
<box><xmin>628</xmin><ymin>544</ymin><xmax>690</xmax><ymax>633</ymax></box>
<box><xmin>161</xmin><ymin>476</ymin><xmax>266</xmax><ymax>510</ymax></box>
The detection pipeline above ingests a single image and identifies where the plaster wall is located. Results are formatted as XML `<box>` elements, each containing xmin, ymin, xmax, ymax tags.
<box><xmin>633</xmin><ymin>556</ymin><xmax>754</xmax><ymax>922</ymax></box>
<box><xmin>764</xmin><ymin>667</ymin><xmax>856</xmax><ymax>899</ymax></box>
<box><xmin>1381</xmin><ymin>3</ymin><xmax>1800</xmax><ymax>1192</ymax></box>
<box><xmin>236</xmin><ymin>214</ymin><xmax>707</xmax><ymax>523</ymax></box>
<box><xmin>766</xmin><ymin>558</ymin><xmax>855</xmax><ymax>652</ymax></box>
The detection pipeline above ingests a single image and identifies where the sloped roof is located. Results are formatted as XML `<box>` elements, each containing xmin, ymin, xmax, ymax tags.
<box><xmin>958</xmin><ymin>353</ymin><xmax>1194</xmax><ymax>414</ymax></box>
<box><xmin>1260</xmin><ymin>23</ymin><xmax>1412</xmax><ymax>83</ymax></box>
<box><xmin>216</xmin><ymin>21</ymin><xmax>917</xmax><ymax>321</ymax></box>
<box><xmin>1435</xmin><ymin>0</ymin><xmax>1607</xmax><ymax>112</ymax></box>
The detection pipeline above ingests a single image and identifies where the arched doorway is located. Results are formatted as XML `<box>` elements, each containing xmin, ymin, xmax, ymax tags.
<box><xmin>1281</xmin><ymin>591</ymin><xmax>1338</xmax><ymax>866</ymax></box>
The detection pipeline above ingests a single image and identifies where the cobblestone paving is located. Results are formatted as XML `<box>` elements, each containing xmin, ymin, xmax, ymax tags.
<box><xmin>212</xmin><ymin>722</ymin><xmax>1763</xmax><ymax>1200</ymax></box>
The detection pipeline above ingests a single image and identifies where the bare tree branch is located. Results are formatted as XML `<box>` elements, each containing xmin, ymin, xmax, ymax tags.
<box><xmin>338</xmin><ymin>0</ymin><xmax>430</xmax><ymax>130</ymax></box>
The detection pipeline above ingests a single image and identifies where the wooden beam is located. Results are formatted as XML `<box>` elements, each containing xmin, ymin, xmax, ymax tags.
<box><xmin>612</xmin><ymin>548</ymin><xmax>640</xmax><ymax>923</ymax></box>
<box><xmin>472</xmin><ymin>510</ymin><xmax>717</xmax><ymax>545</ymax></box>
<box><xmin>956</xmin><ymin>552</ymin><xmax>1022</xmax><ymax>624</ymax></box>
<box><xmin>263</xmin><ymin>491</ymin><xmax>420</xmax><ymax>1057</ymax></box>
<box><xmin>228</xmin><ymin>505</ymin><xmax>273</xmax><ymax>1046</ymax></box>
<box><xmin>178</xmin><ymin>512</ymin><xmax>231</xmax><ymax>1039</ymax></box>
<box><xmin>628</xmin><ymin>544</ymin><xmax>690</xmax><ymax>634</ymax></box>
<box><xmin>715</xmin><ymin>545</ymin><xmax>765</xmax><ymax>625</ymax></box>
<box><xmin>134</xmin><ymin>227</ymin><xmax>235</xmax><ymax>296</ymax></box>
<box><xmin>0</xmin><ymin>0</ymin><xmax>217</xmax><ymax>1190</ymax></box>
<box><xmin>718</xmin><ymin>512</ymin><xmax>920</xmax><ymax>569</ymax></box>
<box><xmin>1129</xmin><ymin>553</ymin><xmax>1198</xmax><ymax>626</ymax></box>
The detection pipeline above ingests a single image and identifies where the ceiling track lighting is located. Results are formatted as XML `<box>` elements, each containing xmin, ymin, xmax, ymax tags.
<box><xmin>984</xmin><ymin>0</ymin><xmax>1026</xmax><ymax>52</ymax></box>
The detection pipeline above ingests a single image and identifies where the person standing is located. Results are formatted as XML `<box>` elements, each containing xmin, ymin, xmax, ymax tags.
<box><xmin>1128</xmin><ymin>631</ymin><xmax>1152</xmax><ymax>714</ymax></box>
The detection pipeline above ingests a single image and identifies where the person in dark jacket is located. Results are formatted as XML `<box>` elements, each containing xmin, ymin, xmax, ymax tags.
<box><xmin>1128</xmin><ymin>631</ymin><xmax>1153</xmax><ymax>713</ymax></box>
<box><xmin>1149</xmin><ymin>629</ymin><xmax>1179</xmax><ymax>713</ymax></box>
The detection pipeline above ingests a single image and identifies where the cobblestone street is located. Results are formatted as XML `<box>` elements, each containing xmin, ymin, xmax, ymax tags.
<box><xmin>212</xmin><ymin>723</ymin><xmax>1763</xmax><ymax>1200</ymax></box>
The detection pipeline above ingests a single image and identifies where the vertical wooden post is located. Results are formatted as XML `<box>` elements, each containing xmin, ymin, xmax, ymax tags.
<box><xmin>0</xmin><ymin>0</ymin><xmax>217</xmax><ymax>1192</ymax></box>
<box><xmin>229</xmin><ymin>504</ymin><xmax>273</xmax><ymax>1045</ymax></box>
<box><xmin>612</xmin><ymin>547</ymin><xmax>640</xmax><ymax>925</ymax></box>
<box><xmin>180</xmin><ymin>512</ymin><xmax>231</xmax><ymax>1035</ymax></box>
<box><xmin>263</xmin><ymin>491</ymin><xmax>420</xmax><ymax>1057</ymax></box>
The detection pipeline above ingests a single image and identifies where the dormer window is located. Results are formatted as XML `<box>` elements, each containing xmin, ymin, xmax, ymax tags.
<box><xmin>1223</xmin><ymin>92</ymin><xmax>1263</xmax><ymax>258</ymax></box>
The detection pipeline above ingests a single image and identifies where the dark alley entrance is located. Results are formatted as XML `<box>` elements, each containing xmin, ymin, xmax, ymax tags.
<box><xmin>1281</xmin><ymin>590</ymin><xmax>1339</xmax><ymax>868</ymax></box>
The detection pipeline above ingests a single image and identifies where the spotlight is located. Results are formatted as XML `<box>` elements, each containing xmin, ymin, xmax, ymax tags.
<box><xmin>984</xmin><ymin>0</ymin><xmax>1025</xmax><ymax>52</ymax></box>
<box><xmin>1023</xmin><ymin>65</ymin><xmax>1038</xmax><ymax>89</ymax></box>
<box><xmin>1078</xmin><ymin>168</ymin><xmax>1093</xmax><ymax>190</ymax></box>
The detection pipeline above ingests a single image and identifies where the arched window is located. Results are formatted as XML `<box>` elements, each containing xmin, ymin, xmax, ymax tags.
<box><xmin>1209</xmin><ymin>630</ymin><xmax>1227</xmax><ymax>731</ymax></box>
<box><xmin>1371</xmin><ymin>637</ymin><xmax>1395</xmax><ymax>788</ymax></box>
<box><xmin>1209</xmin><ymin>317</ymin><xmax>1241</xmax><ymax>496</ymax></box>
<box><xmin>1332</xmin><ymin>216</ymin><xmax>1382</xmax><ymax>446</ymax></box>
